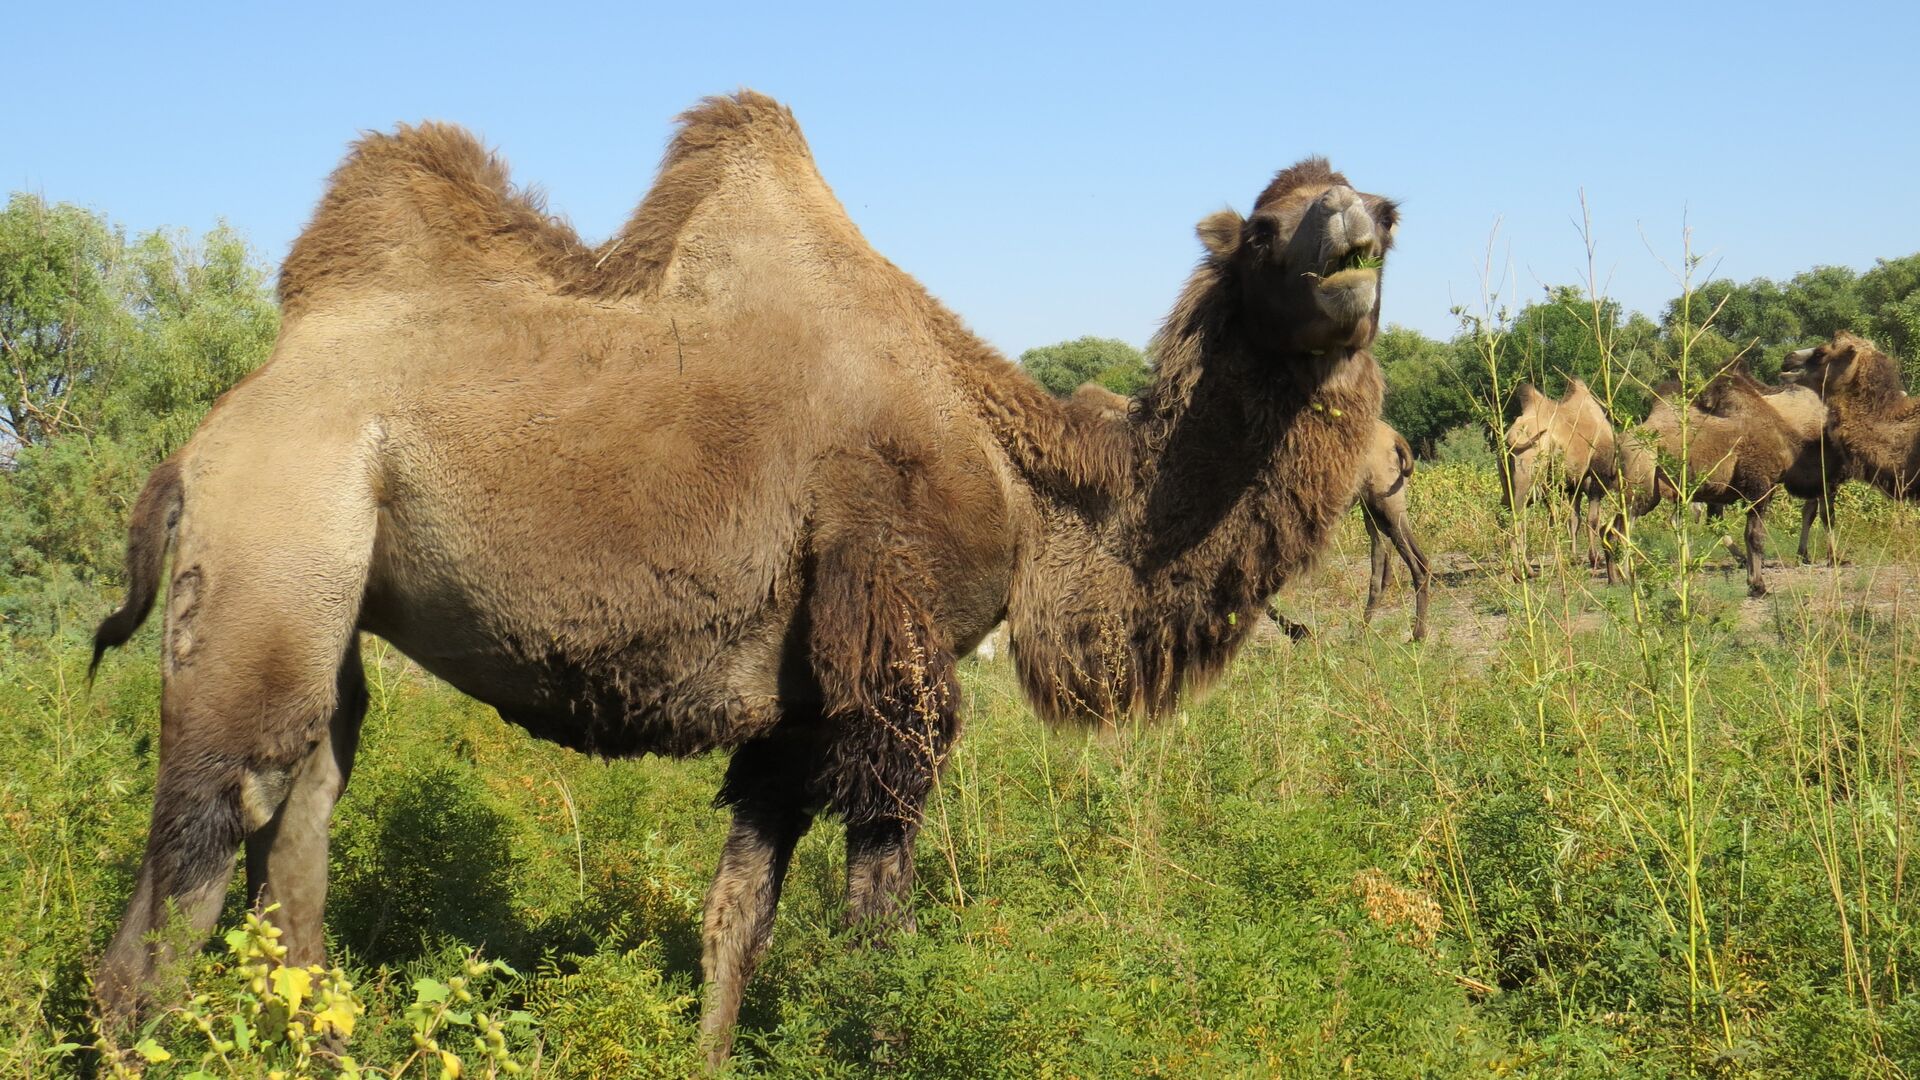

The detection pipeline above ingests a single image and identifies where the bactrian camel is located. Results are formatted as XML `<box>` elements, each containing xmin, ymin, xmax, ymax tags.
<box><xmin>1784</xmin><ymin>330</ymin><xmax>1914</xmax><ymax>502</ymax></box>
<box><xmin>1643</xmin><ymin>372</ymin><xmax>1811</xmax><ymax>595</ymax></box>
<box><xmin>1502</xmin><ymin>379</ymin><xmax>1663</xmax><ymax>582</ymax></box>
<box><xmin>89</xmin><ymin>92</ymin><xmax>1399</xmax><ymax>1064</ymax></box>
<box><xmin>1691</xmin><ymin>363</ymin><xmax>1848</xmax><ymax>566</ymax></box>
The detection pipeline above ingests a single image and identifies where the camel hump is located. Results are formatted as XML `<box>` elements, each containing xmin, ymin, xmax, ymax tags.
<box><xmin>278</xmin><ymin>122</ymin><xmax>585</xmax><ymax>315</ymax></box>
<box><xmin>667</xmin><ymin>90</ymin><xmax>811</xmax><ymax>160</ymax></box>
<box><xmin>279</xmin><ymin>92</ymin><xmax>826</xmax><ymax>313</ymax></box>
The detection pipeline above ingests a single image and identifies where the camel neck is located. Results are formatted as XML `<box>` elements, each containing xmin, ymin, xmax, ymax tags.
<box><xmin>1005</xmin><ymin>343</ymin><xmax>1382</xmax><ymax>724</ymax></box>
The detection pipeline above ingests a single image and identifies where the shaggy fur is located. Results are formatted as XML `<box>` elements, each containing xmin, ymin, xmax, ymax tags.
<box><xmin>1784</xmin><ymin>331</ymin><xmax>1920</xmax><ymax>501</ymax></box>
<box><xmin>89</xmin><ymin>91</ymin><xmax>1397</xmax><ymax>1063</ymax></box>
<box><xmin>1694</xmin><ymin>363</ymin><xmax>1849</xmax><ymax>564</ymax></box>
<box><xmin>1643</xmin><ymin>374</ymin><xmax>1802</xmax><ymax>594</ymax></box>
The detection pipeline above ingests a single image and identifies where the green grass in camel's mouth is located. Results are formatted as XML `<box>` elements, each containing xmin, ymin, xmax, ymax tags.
<box><xmin>1342</xmin><ymin>250</ymin><xmax>1384</xmax><ymax>272</ymax></box>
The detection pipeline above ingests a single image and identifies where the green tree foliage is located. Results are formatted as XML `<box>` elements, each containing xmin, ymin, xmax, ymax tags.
<box><xmin>1375</xmin><ymin>325</ymin><xmax>1486</xmax><ymax>455</ymax></box>
<box><xmin>1497</xmin><ymin>286</ymin><xmax>1659</xmax><ymax>419</ymax></box>
<box><xmin>1667</xmin><ymin>255</ymin><xmax>1920</xmax><ymax>382</ymax></box>
<box><xmin>1019</xmin><ymin>335</ymin><xmax>1151</xmax><ymax>397</ymax></box>
<box><xmin>0</xmin><ymin>195</ymin><xmax>276</xmax><ymax>604</ymax></box>
<box><xmin>0</xmin><ymin>194</ymin><xmax>130</xmax><ymax>452</ymax></box>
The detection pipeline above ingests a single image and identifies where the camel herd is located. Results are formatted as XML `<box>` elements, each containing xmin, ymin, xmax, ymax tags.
<box><xmin>79</xmin><ymin>90</ymin><xmax>1918</xmax><ymax>1064</ymax></box>
<box><xmin>1483</xmin><ymin>330</ymin><xmax>1904</xmax><ymax>600</ymax></box>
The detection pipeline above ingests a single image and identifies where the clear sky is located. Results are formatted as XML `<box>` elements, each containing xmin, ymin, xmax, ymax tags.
<box><xmin>6</xmin><ymin>1</ymin><xmax>1914</xmax><ymax>354</ymax></box>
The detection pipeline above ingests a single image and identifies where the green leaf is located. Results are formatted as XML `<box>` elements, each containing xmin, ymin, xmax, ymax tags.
<box><xmin>132</xmin><ymin>1037</ymin><xmax>171</xmax><ymax>1063</ymax></box>
<box><xmin>414</xmin><ymin>977</ymin><xmax>451</xmax><ymax>1003</ymax></box>
<box><xmin>232</xmin><ymin>1014</ymin><xmax>252</xmax><ymax>1053</ymax></box>
<box><xmin>42</xmin><ymin>1042</ymin><xmax>82</xmax><ymax>1056</ymax></box>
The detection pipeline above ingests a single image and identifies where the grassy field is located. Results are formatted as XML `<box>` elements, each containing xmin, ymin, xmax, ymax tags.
<box><xmin>4</xmin><ymin>464</ymin><xmax>1919</xmax><ymax>1078</ymax></box>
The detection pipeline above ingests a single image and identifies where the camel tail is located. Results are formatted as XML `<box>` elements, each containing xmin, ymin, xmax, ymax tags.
<box><xmin>90</xmin><ymin>459</ymin><xmax>183</xmax><ymax>684</ymax></box>
<box><xmin>1393</xmin><ymin>432</ymin><xmax>1415</xmax><ymax>480</ymax></box>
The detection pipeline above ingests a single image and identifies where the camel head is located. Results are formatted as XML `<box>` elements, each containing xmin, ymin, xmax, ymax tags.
<box><xmin>1782</xmin><ymin>331</ymin><xmax>1898</xmax><ymax>405</ymax></box>
<box><xmin>1501</xmin><ymin>382</ymin><xmax>1551</xmax><ymax>510</ymax></box>
<box><xmin>1195</xmin><ymin>157</ymin><xmax>1397</xmax><ymax>356</ymax></box>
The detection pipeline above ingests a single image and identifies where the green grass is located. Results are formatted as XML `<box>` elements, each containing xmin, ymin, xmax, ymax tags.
<box><xmin>3</xmin><ymin>467</ymin><xmax>1919</xmax><ymax>1077</ymax></box>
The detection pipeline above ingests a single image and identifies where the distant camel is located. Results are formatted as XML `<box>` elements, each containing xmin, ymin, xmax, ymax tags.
<box><xmin>1502</xmin><ymin>379</ymin><xmax>1664</xmax><ymax>582</ymax></box>
<box><xmin>1352</xmin><ymin>420</ymin><xmax>1432</xmax><ymax>641</ymax></box>
<box><xmin>1643</xmin><ymin>373</ymin><xmax>1807</xmax><ymax>595</ymax></box>
<box><xmin>1784</xmin><ymin>330</ymin><xmax>1915</xmax><ymax>501</ymax></box>
<box><xmin>1692</xmin><ymin>363</ymin><xmax>1848</xmax><ymax>565</ymax></box>
<box><xmin>88</xmin><ymin>92</ymin><xmax>1400</xmax><ymax>1064</ymax></box>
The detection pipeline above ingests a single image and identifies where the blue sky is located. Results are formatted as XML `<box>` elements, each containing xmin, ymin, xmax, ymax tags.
<box><xmin>6</xmin><ymin>2</ymin><xmax>1914</xmax><ymax>353</ymax></box>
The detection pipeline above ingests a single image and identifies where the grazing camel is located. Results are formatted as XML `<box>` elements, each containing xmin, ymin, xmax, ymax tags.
<box><xmin>1783</xmin><ymin>331</ymin><xmax>1917</xmax><ymax>501</ymax></box>
<box><xmin>88</xmin><ymin>92</ymin><xmax>1398</xmax><ymax>1064</ymax></box>
<box><xmin>1642</xmin><ymin>376</ymin><xmax>1801</xmax><ymax>595</ymax></box>
<box><xmin>1502</xmin><ymin>379</ymin><xmax>1662</xmax><ymax>582</ymax></box>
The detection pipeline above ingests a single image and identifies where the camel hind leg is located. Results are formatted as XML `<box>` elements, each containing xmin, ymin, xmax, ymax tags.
<box><xmin>244</xmin><ymin>640</ymin><xmax>368</xmax><ymax>966</ymax></box>
<box><xmin>96</xmin><ymin>467</ymin><xmax>377</xmax><ymax>1021</ymax></box>
<box><xmin>1798</xmin><ymin>492</ymin><xmax>1839</xmax><ymax>567</ymax></box>
<box><xmin>1390</xmin><ymin>514</ymin><xmax>1432</xmax><ymax>643</ymax></box>
<box><xmin>1361</xmin><ymin>505</ymin><xmax>1390</xmax><ymax>625</ymax></box>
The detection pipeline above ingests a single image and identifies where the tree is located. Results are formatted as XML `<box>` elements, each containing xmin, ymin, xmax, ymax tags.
<box><xmin>0</xmin><ymin>196</ymin><xmax>277</xmax><ymax>592</ymax></box>
<box><xmin>0</xmin><ymin>194</ymin><xmax>130</xmax><ymax>456</ymax></box>
<box><xmin>1019</xmin><ymin>336</ymin><xmax>1150</xmax><ymax>397</ymax></box>
<box><xmin>1503</xmin><ymin>285</ymin><xmax>1653</xmax><ymax>419</ymax></box>
<box><xmin>1374</xmin><ymin>324</ymin><xmax>1483</xmax><ymax>455</ymax></box>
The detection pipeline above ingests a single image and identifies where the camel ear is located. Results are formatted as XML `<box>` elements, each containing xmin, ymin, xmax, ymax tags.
<box><xmin>1196</xmin><ymin>210</ymin><xmax>1244</xmax><ymax>259</ymax></box>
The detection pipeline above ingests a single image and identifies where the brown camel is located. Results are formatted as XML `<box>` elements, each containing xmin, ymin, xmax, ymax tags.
<box><xmin>1353</xmin><ymin>420</ymin><xmax>1432</xmax><ymax>640</ymax></box>
<box><xmin>1783</xmin><ymin>331</ymin><xmax>1917</xmax><ymax>501</ymax></box>
<box><xmin>1693</xmin><ymin>363</ymin><xmax>1848</xmax><ymax>565</ymax></box>
<box><xmin>1502</xmin><ymin>379</ymin><xmax>1663</xmax><ymax>582</ymax></box>
<box><xmin>88</xmin><ymin>92</ymin><xmax>1397</xmax><ymax>1063</ymax></box>
<box><xmin>1642</xmin><ymin>375</ymin><xmax>1801</xmax><ymax>594</ymax></box>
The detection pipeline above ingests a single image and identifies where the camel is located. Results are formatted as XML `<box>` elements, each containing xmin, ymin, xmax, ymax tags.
<box><xmin>1693</xmin><ymin>363</ymin><xmax>1848</xmax><ymax>565</ymax></box>
<box><xmin>1642</xmin><ymin>374</ymin><xmax>1804</xmax><ymax>594</ymax></box>
<box><xmin>1351</xmin><ymin>420</ymin><xmax>1432</xmax><ymax>641</ymax></box>
<box><xmin>87</xmin><ymin>92</ymin><xmax>1398</xmax><ymax>1064</ymax></box>
<box><xmin>1502</xmin><ymin>379</ymin><xmax>1662</xmax><ymax>581</ymax></box>
<box><xmin>1783</xmin><ymin>331</ymin><xmax>1917</xmax><ymax>501</ymax></box>
<box><xmin>1072</xmin><ymin>388</ymin><xmax>1429</xmax><ymax>642</ymax></box>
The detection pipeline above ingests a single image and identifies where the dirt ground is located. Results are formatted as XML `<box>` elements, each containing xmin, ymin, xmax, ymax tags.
<box><xmin>1262</xmin><ymin>551</ymin><xmax>1920</xmax><ymax>659</ymax></box>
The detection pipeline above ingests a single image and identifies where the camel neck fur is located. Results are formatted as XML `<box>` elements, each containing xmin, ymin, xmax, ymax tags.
<box><xmin>1000</xmin><ymin>257</ymin><xmax>1382</xmax><ymax>724</ymax></box>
